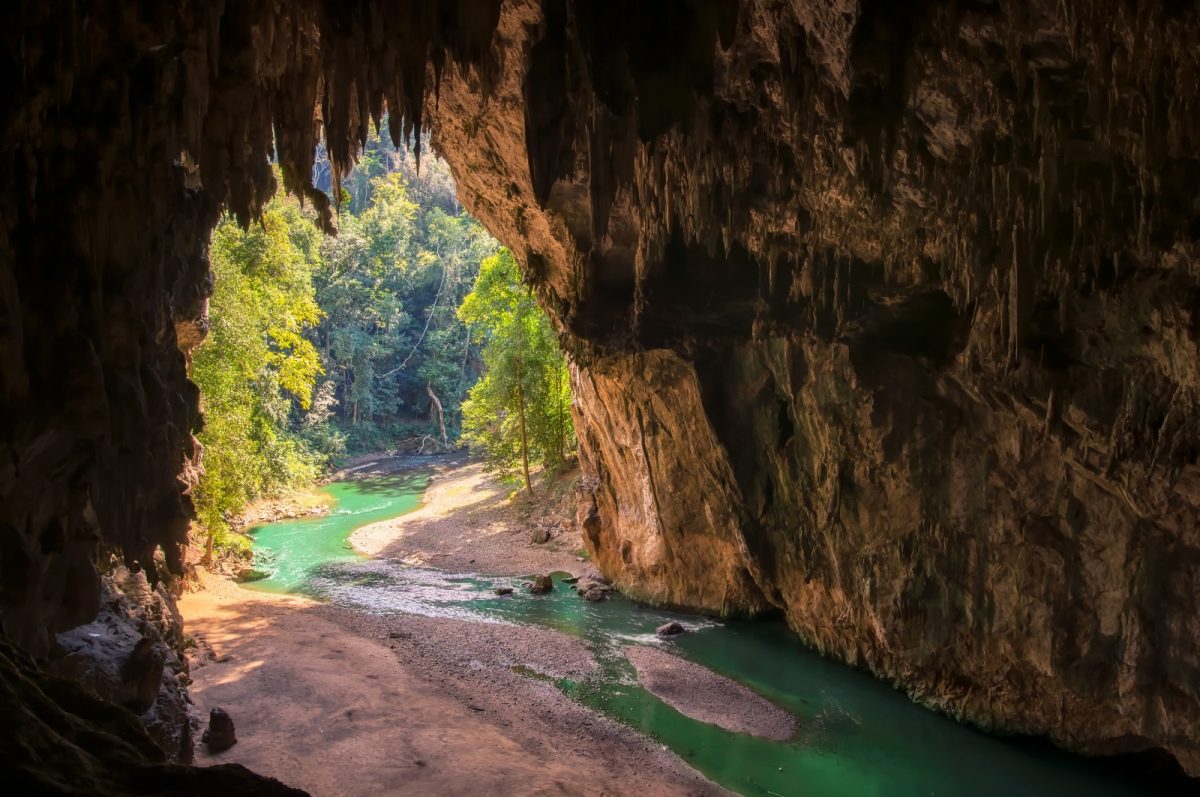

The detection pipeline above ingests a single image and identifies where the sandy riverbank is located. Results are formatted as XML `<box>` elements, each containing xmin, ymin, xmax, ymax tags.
<box><xmin>350</xmin><ymin>459</ymin><xmax>586</xmax><ymax>575</ymax></box>
<box><xmin>180</xmin><ymin>459</ymin><xmax>727</xmax><ymax>797</ymax></box>
<box><xmin>625</xmin><ymin>645</ymin><xmax>797</xmax><ymax>741</ymax></box>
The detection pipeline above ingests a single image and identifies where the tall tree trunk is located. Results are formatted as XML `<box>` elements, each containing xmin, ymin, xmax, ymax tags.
<box><xmin>427</xmin><ymin>381</ymin><xmax>448</xmax><ymax>450</ymax></box>
<box><xmin>458</xmin><ymin>328</ymin><xmax>471</xmax><ymax>392</ymax></box>
<box><xmin>556</xmin><ymin>366</ymin><xmax>565</xmax><ymax>462</ymax></box>
<box><xmin>515</xmin><ymin>355</ymin><xmax>533</xmax><ymax>496</ymax></box>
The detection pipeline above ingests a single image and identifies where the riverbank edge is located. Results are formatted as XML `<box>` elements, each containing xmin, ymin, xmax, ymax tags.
<box><xmin>180</xmin><ymin>458</ymin><xmax>730</xmax><ymax>796</ymax></box>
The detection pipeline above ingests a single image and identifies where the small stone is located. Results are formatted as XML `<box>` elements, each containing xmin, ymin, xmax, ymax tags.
<box><xmin>495</xmin><ymin>586</ymin><xmax>514</xmax><ymax>595</ymax></box>
<box><xmin>656</xmin><ymin>621</ymin><xmax>685</xmax><ymax>638</ymax></box>
<box><xmin>528</xmin><ymin>574</ymin><xmax>554</xmax><ymax>594</ymax></box>
<box><xmin>561</xmin><ymin>576</ymin><xmax>579</xmax><ymax>584</ymax></box>
<box><xmin>202</xmin><ymin>707</ymin><xmax>237</xmax><ymax>753</ymax></box>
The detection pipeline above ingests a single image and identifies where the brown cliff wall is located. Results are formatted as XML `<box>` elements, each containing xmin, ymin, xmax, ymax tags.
<box><xmin>0</xmin><ymin>0</ymin><xmax>499</xmax><ymax>654</ymax></box>
<box><xmin>1</xmin><ymin>0</ymin><xmax>1198</xmax><ymax>780</ymax></box>
<box><xmin>425</xmin><ymin>0</ymin><xmax>1200</xmax><ymax>772</ymax></box>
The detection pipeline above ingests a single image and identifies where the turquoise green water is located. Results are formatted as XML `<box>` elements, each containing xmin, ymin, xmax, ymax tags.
<box><xmin>243</xmin><ymin>472</ymin><xmax>430</xmax><ymax>593</ymax></box>
<box><xmin>245</xmin><ymin>476</ymin><xmax>1174</xmax><ymax>797</ymax></box>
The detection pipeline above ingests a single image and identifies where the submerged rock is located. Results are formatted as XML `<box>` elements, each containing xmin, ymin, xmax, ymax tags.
<box><xmin>202</xmin><ymin>707</ymin><xmax>237</xmax><ymax>753</ymax></box>
<box><xmin>494</xmin><ymin>587</ymin><xmax>514</xmax><ymax>596</ymax></box>
<box><xmin>528</xmin><ymin>575</ymin><xmax>554</xmax><ymax>594</ymax></box>
<box><xmin>235</xmin><ymin>567</ymin><xmax>270</xmax><ymax>583</ymax></box>
<box><xmin>575</xmin><ymin>575</ymin><xmax>612</xmax><ymax>599</ymax></box>
<box><xmin>656</xmin><ymin>622</ymin><xmax>685</xmax><ymax>638</ymax></box>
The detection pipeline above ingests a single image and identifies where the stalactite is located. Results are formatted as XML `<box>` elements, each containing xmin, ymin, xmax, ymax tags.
<box><xmin>3</xmin><ymin>0</ymin><xmax>1200</xmax><ymax>782</ymax></box>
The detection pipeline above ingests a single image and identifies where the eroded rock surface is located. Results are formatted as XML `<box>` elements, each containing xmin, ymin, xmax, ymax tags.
<box><xmin>425</xmin><ymin>0</ymin><xmax>1200</xmax><ymax>773</ymax></box>
<box><xmin>3</xmin><ymin>0</ymin><xmax>1199</xmax><ymax>781</ymax></box>
<box><xmin>50</xmin><ymin>563</ymin><xmax>196</xmax><ymax>763</ymax></box>
<box><xmin>0</xmin><ymin>638</ymin><xmax>304</xmax><ymax>795</ymax></box>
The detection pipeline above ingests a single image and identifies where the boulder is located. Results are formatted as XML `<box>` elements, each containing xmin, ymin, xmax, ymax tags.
<box><xmin>575</xmin><ymin>575</ymin><xmax>612</xmax><ymax>597</ymax></box>
<box><xmin>656</xmin><ymin>622</ymin><xmax>685</xmax><ymax>638</ymax></box>
<box><xmin>528</xmin><ymin>575</ymin><xmax>554</xmax><ymax>594</ymax></box>
<box><xmin>202</xmin><ymin>707</ymin><xmax>237</xmax><ymax>753</ymax></box>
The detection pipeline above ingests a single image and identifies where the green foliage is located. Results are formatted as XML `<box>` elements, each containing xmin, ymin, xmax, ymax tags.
<box><xmin>192</xmin><ymin>191</ymin><xmax>330</xmax><ymax>548</ymax></box>
<box><xmin>458</xmin><ymin>250</ymin><xmax>575</xmax><ymax>489</ymax></box>
<box><xmin>315</xmin><ymin>167</ymin><xmax>497</xmax><ymax>451</ymax></box>
<box><xmin>192</xmin><ymin>131</ymin><xmax>574</xmax><ymax>552</ymax></box>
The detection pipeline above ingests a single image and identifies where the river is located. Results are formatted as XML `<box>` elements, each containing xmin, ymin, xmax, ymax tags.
<box><xmin>243</xmin><ymin>473</ymin><xmax>1171</xmax><ymax>797</ymax></box>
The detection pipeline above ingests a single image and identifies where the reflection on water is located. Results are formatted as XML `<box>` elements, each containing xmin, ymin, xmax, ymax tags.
<box><xmin>246</xmin><ymin>476</ymin><xmax>1170</xmax><ymax>797</ymax></box>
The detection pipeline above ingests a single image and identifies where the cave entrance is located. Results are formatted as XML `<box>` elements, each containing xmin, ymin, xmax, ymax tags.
<box><xmin>4</xmin><ymin>1</ymin><xmax>1200</xmax><ymax>795</ymax></box>
<box><xmin>186</xmin><ymin>124</ymin><xmax>583</xmax><ymax>580</ymax></box>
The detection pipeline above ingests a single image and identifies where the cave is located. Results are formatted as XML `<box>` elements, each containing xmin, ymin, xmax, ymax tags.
<box><xmin>3</xmin><ymin>0</ymin><xmax>1200</xmax><ymax>793</ymax></box>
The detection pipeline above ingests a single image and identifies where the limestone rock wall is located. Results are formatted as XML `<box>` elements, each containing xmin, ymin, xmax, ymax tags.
<box><xmin>51</xmin><ymin>563</ymin><xmax>196</xmax><ymax>762</ymax></box>
<box><xmin>425</xmin><ymin>0</ymin><xmax>1200</xmax><ymax>773</ymax></box>
<box><xmin>3</xmin><ymin>0</ymin><xmax>1199</xmax><ymax>781</ymax></box>
<box><xmin>0</xmin><ymin>0</ymin><xmax>499</xmax><ymax>654</ymax></box>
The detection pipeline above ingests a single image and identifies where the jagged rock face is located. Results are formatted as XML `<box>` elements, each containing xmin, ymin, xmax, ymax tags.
<box><xmin>0</xmin><ymin>0</ymin><xmax>499</xmax><ymax>654</ymax></box>
<box><xmin>1</xmin><ymin>1</ymin><xmax>497</xmax><ymax>787</ymax></box>
<box><xmin>51</xmin><ymin>563</ymin><xmax>196</xmax><ymax>762</ymax></box>
<box><xmin>3</xmin><ymin>0</ymin><xmax>1199</xmax><ymax>783</ymax></box>
<box><xmin>425</xmin><ymin>0</ymin><xmax>1200</xmax><ymax>774</ymax></box>
<box><xmin>0</xmin><ymin>636</ymin><xmax>306</xmax><ymax>795</ymax></box>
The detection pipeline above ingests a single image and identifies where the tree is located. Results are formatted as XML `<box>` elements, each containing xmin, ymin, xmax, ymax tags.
<box><xmin>192</xmin><ymin>138</ymin><xmax>510</xmax><ymax>553</ymax></box>
<box><xmin>191</xmin><ymin>191</ymin><xmax>327</xmax><ymax>554</ymax></box>
<box><xmin>457</xmin><ymin>249</ymin><xmax>574</xmax><ymax>492</ymax></box>
<box><xmin>313</xmin><ymin>167</ymin><xmax>498</xmax><ymax>453</ymax></box>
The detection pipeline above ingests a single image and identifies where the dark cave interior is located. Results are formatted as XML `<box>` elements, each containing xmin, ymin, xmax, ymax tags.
<box><xmin>2</xmin><ymin>0</ymin><xmax>1200</xmax><ymax>792</ymax></box>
